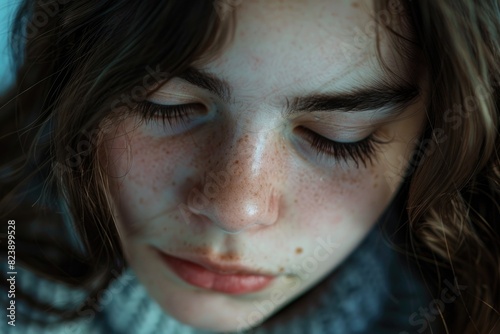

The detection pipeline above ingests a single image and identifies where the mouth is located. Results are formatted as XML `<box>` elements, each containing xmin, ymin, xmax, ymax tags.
<box><xmin>155</xmin><ymin>248</ymin><xmax>276</xmax><ymax>295</ymax></box>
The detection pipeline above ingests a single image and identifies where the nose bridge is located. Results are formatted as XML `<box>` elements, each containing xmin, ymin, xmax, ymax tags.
<box><xmin>190</xmin><ymin>129</ymin><xmax>283</xmax><ymax>234</ymax></box>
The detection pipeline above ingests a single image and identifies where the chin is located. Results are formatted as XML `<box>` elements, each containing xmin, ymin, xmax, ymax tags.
<box><xmin>160</xmin><ymin>298</ymin><xmax>266</xmax><ymax>332</ymax></box>
<box><xmin>147</xmin><ymin>279</ymin><xmax>273</xmax><ymax>333</ymax></box>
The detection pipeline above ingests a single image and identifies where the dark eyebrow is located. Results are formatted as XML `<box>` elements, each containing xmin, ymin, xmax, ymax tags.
<box><xmin>177</xmin><ymin>67</ymin><xmax>420</xmax><ymax>117</ymax></box>
<box><xmin>285</xmin><ymin>81</ymin><xmax>420</xmax><ymax>117</ymax></box>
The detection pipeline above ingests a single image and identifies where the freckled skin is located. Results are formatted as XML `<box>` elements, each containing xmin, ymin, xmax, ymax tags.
<box><xmin>101</xmin><ymin>0</ymin><xmax>428</xmax><ymax>332</ymax></box>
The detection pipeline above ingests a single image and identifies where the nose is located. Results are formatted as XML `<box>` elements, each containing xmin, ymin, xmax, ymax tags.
<box><xmin>186</xmin><ymin>132</ymin><xmax>283</xmax><ymax>234</ymax></box>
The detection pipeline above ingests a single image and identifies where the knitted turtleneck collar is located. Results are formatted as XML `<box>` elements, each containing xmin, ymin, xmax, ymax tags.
<box><xmin>98</xmin><ymin>219</ymin><xmax>431</xmax><ymax>334</ymax></box>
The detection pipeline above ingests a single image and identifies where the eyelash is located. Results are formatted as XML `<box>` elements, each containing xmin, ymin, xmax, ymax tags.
<box><xmin>136</xmin><ymin>101</ymin><xmax>383</xmax><ymax>168</ymax></box>
<box><xmin>294</xmin><ymin>126</ymin><xmax>382</xmax><ymax>168</ymax></box>
<box><xmin>136</xmin><ymin>101</ymin><xmax>199</xmax><ymax>128</ymax></box>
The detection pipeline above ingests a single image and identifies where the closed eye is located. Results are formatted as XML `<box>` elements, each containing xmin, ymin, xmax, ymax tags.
<box><xmin>293</xmin><ymin>126</ymin><xmax>385</xmax><ymax>168</ymax></box>
<box><xmin>136</xmin><ymin>101</ymin><xmax>206</xmax><ymax>129</ymax></box>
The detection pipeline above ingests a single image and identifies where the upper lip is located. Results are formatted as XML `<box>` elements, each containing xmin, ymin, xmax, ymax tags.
<box><xmin>155</xmin><ymin>248</ymin><xmax>277</xmax><ymax>276</ymax></box>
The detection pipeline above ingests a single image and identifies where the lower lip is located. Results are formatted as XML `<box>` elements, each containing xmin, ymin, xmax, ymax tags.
<box><xmin>159</xmin><ymin>252</ymin><xmax>275</xmax><ymax>295</ymax></box>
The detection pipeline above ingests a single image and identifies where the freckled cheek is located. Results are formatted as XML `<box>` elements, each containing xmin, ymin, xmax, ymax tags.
<box><xmin>101</xmin><ymin>129</ymin><xmax>193</xmax><ymax>218</ymax></box>
<box><xmin>292</xmin><ymin>167</ymin><xmax>392</xmax><ymax>229</ymax></box>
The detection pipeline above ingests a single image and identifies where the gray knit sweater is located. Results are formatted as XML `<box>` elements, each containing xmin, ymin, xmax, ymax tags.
<box><xmin>1</xmin><ymin>210</ymin><xmax>436</xmax><ymax>334</ymax></box>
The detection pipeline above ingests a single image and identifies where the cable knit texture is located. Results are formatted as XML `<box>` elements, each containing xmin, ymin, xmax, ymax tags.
<box><xmin>1</xmin><ymin>208</ymin><xmax>436</xmax><ymax>334</ymax></box>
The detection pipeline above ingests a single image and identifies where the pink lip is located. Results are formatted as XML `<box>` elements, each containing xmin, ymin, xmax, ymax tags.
<box><xmin>156</xmin><ymin>249</ymin><xmax>276</xmax><ymax>294</ymax></box>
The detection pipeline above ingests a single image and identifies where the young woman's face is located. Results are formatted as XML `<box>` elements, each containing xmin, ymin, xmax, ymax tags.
<box><xmin>101</xmin><ymin>0</ymin><xmax>427</xmax><ymax>331</ymax></box>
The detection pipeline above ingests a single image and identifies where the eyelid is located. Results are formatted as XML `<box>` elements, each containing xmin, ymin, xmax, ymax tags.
<box><xmin>147</xmin><ymin>93</ymin><xmax>199</xmax><ymax>105</ymax></box>
<box><xmin>143</xmin><ymin>100</ymin><xmax>208</xmax><ymax>115</ymax></box>
<box><xmin>295</xmin><ymin>109</ymin><xmax>398</xmax><ymax>125</ymax></box>
<box><xmin>134</xmin><ymin>101</ymin><xmax>213</xmax><ymax>137</ymax></box>
<box><xmin>292</xmin><ymin>126</ymin><xmax>383</xmax><ymax>168</ymax></box>
<box><xmin>151</xmin><ymin>79</ymin><xmax>217</xmax><ymax>105</ymax></box>
<box><xmin>297</xmin><ymin>118</ymin><xmax>377</xmax><ymax>142</ymax></box>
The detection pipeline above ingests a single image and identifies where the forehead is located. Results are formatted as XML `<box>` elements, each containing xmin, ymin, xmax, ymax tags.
<box><xmin>203</xmin><ymin>0</ymin><xmax>407</xmax><ymax>99</ymax></box>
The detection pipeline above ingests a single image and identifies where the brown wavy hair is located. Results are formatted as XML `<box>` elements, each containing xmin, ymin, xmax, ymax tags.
<box><xmin>0</xmin><ymin>0</ymin><xmax>499</xmax><ymax>333</ymax></box>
